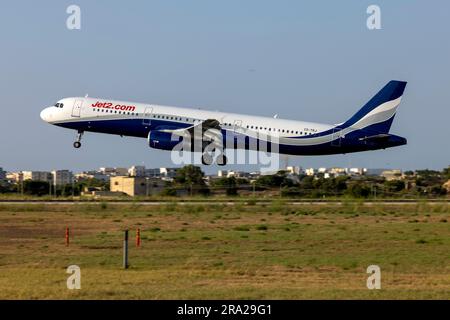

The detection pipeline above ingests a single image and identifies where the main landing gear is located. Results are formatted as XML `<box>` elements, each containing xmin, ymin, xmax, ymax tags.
<box><xmin>73</xmin><ymin>131</ymin><xmax>84</xmax><ymax>149</ymax></box>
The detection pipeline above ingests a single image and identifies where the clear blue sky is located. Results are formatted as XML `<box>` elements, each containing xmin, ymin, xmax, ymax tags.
<box><xmin>0</xmin><ymin>1</ymin><xmax>449</xmax><ymax>173</ymax></box>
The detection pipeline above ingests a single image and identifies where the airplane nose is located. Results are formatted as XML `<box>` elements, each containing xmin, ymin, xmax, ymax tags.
<box><xmin>40</xmin><ymin>107</ymin><xmax>53</xmax><ymax>122</ymax></box>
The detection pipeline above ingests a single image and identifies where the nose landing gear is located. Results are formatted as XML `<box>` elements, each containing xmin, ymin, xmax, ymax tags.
<box><xmin>73</xmin><ymin>131</ymin><xmax>84</xmax><ymax>149</ymax></box>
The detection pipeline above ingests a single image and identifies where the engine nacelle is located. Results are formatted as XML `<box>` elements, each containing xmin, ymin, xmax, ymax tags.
<box><xmin>148</xmin><ymin>130</ymin><xmax>182</xmax><ymax>150</ymax></box>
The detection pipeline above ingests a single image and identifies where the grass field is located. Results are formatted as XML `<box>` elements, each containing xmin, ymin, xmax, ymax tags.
<box><xmin>0</xmin><ymin>201</ymin><xmax>448</xmax><ymax>299</ymax></box>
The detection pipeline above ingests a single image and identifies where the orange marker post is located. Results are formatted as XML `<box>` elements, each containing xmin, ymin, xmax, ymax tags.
<box><xmin>136</xmin><ymin>228</ymin><xmax>141</xmax><ymax>247</ymax></box>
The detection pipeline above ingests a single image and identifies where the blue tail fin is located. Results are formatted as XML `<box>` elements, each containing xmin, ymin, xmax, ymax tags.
<box><xmin>342</xmin><ymin>80</ymin><xmax>407</xmax><ymax>133</ymax></box>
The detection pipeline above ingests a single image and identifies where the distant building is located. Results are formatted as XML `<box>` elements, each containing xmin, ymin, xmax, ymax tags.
<box><xmin>99</xmin><ymin>167</ymin><xmax>128</xmax><ymax>176</ymax></box>
<box><xmin>226</xmin><ymin>171</ymin><xmax>251</xmax><ymax>178</ymax></box>
<box><xmin>128</xmin><ymin>165</ymin><xmax>146</xmax><ymax>177</ymax></box>
<box><xmin>217</xmin><ymin>170</ymin><xmax>228</xmax><ymax>178</ymax></box>
<box><xmin>115</xmin><ymin>168</ymin><xmax>129</xmax><ymax>176</ymax></box>
<box><xmin>99</xmin><ymin>167</ymin><xmax>115</xmax><ymax>175</ymax></box>
<box><xmin>6</xmin><ymin>172</ymin><xmax>23</xmax><ymax>183</ymax></box>
<box><xmin>305</xmin><ymin>168</ymin><xmax>315</xmax><ymax>176</ymax></box>
<box><xmin>52</xmin><ymin>170</ymin><xmax>73</xmax><ymax>186</ymax></box>
<box><xmin>381</xmin><ymin>169</ymin><xmax>403</xmax><ymax>181</ymax></box>
<box><xmin>110</xmin><ymin>176</ymin><xmax>165</xmax><ymax>196</ymax></box>
<box><xmin>329</xmin><ymin>167</ymin><xmax>346</xmax><ymax>176</ymax></box>
<box><xmin>0</xmin><ymin>167</ymin><xmax>6</xmax><ymax>181</ymax></box>
<box><xmin>366</xmin><ymin>168</ymin><xmax>389</xmax><ymax>176</ymax></box>
<box><xmin>22</xmin><ymin>171</ymin><xmax>52</xmax><ymax>183</ymax></box>
<box><xmin>75</xmin><ymin>171</ymin><xmax>109</xmax><ymax>182</ymax></box>
<box><xmin>146</xmin><ymin>168</ymin><xmax>163</xmax><ymax>178</ymax></box>
<box><xmin>160</xmin><ymin>167</ymin><xmax>179</xmax><ymax>178</ymax></box>
<box><xmin>347</xmin><ymin>168</ymin><xmax>367</xmax><ymax>176</ymax></box>
<box><xmin>286</xmin><ymin>166</ymin><xmax>301</xmax><ymax>175</ymax></box>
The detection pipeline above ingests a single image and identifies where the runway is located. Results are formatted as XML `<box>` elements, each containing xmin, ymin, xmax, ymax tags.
<box><xmin>0</xmin><ymin>199</ymin><xmax>448</xmax><ymax>205</ymax></box>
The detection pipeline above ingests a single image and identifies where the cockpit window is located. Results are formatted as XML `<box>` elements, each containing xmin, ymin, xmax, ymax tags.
<box><xmin>54</xmin><ymin>103</ymin><xmax>64</xmax><ymax>108</ymax></box>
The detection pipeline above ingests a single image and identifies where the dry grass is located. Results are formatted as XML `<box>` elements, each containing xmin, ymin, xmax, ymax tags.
<box><xmin>0</xmin><ymin>202</ymin><xmax>449</xmax><ymax>299</ymax></box>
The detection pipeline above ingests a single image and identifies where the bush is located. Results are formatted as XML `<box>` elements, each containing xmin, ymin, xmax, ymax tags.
<box><xmin>345</xmin><ymin>182</ymin><xmax>371</xmax><ymax>198</ymax></box>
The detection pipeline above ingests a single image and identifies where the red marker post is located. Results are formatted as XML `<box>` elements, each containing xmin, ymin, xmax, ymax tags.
<box><xmin>136</xmin><ymin>228</ymin><xmax>141</xmax><ymax>248</ymax></box>
<box><xmin>65</xmin><ymin>227</ymin><xmax>70</xmax><ymax>246</ymax></box>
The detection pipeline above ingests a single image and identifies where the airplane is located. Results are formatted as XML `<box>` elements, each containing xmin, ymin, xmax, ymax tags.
<box><xmin>40</xmin><ymin>80</ymin><xmax>407</xmax><ymax>166</ymax></box>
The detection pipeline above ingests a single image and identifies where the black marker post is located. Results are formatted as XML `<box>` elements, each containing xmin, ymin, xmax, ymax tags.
<box><xmin>123</xmin><ymin>230</ymin><xmax>129</xmax><ymax>269</ymax></box>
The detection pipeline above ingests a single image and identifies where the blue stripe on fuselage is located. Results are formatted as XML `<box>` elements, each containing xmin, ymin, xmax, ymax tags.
<box><xmin>54</xmin><ymin>118</ymin><xmax>399</xmax><ymax>155</ymax></box>
<box><xmin>55</xmin><ymin>118</ymin><xmax>191</xmax><ymax>138</ymax></box>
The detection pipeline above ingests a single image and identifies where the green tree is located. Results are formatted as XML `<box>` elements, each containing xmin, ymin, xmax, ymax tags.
<box><xmin>345</xmin><ymin>182</ymin><xmax>371</xmax><ymax>198</ymax></box>
<box><xmin>443</xmin><ymin>166</ymin><xmax>450</xmax><ymax>179</ymax></box>
<box><xmin>23</xmin><ymin>181</ymin><xmax>50</xmax><ymax>196</ymax></box>
<box><xmin>384</xmin><ymin>180</ymin><xmax>405</xmax><ymax>193</ymax></box>
<box><xmin>255</xmin><ymin>171</ymin><xmax>296</xmax><ymax>188</ymax></box>
<box><xmin>174</xmin><ymin>165</ymin><xmax>209</xmax><ymax>195</ymax></box>
<box><xmin>214</xmin><ymin>177</ymin><xmax>238</xmax><ymax>196</ymax></box>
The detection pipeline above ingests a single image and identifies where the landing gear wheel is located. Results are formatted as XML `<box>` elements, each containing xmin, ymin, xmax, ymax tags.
<box><xmin>74</xmin><ymin>130</ymin><xmax>84</xmax><ymax>149</ymax></box>
<box><xmin>216</xmin><ymin>154</ymin><xmax>227</xmax><ymax>166</ymax></box>
<box><xmin>201</xmin><ymin>153</ymin><xmax>214</xmax><ymax>165</ymax></box>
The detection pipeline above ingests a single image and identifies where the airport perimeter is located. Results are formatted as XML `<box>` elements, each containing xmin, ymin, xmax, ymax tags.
<box><xmin>0</xmin><ymin>201</ymin><xmax>448</xmax><ymax>299</ymax></box>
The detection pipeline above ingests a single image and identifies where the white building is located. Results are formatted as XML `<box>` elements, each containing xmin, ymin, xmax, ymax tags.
<box><xmin>305</xmin><ymin>168</ymin><xmax>316</xmax><ymax>176</ymax></box>
<box><xmin>329</xmin><ymin>167</ymin><xmax>346</xmax><ymax>175</ymax></box>
<box><xmin>99</xmin><ymin>167</ymin><xmax>128</xmax><ymax>176</ymax></box>
<box><xmin>286</xmin><ymin>166</ymin><xmax>301</xmax><ymax>175</ymax></box>
<box><xmin>145</xmin><ymin>168</ymin><xmax>162</xmax><ymax>178</ymax></box>
<box><xmin>128</xmin><ymin>165</ymin><xmax>146</xmax><ymax>177</ymax></box>
<box><xmin>75</xmin><ymin>171</ymin><xmax>110</xmax><ymax>182</ymax></box>
<box><xmin>6</xmin><ymin>172</ymin><xmax>23</xmax><ymax>183</ymax></box>
<box><xmin>381</xmin><ymin>169</ymin><xmax>403</xmax><ymax>181</ymax></box>
<box><xmin>217</xmin><ymin>170</ymin><xmax>228</xmax><ymax>177</ymax></box>
<box><xmin>22</xmin><ymin>171</ymin><xmax>52</xmax><ymax>183</ymax></box>
<box><xmin>347</xmin><ymin>168</ymin><xmax>367</xmax><ymax>176</ymax></box>
<box><xmin>52</xmin><ymin>170</ymin><xmax>73</xmax><ymax>186</ymax></box>
<box><xmin>160</xmin><ymin>167</ymin><xmax>179</xmax><ymax>178</ymax></box>
<box><xmin>99</xmin><ymin>167</ymin><xmax>115</xmax><ymax>175</ymax></box>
